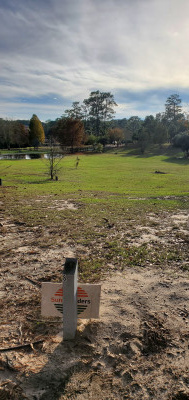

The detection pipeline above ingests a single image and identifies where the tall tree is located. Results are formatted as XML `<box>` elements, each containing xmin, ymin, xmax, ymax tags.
<box><xmin>43</xmin><ymin>119</ymin><xmax>57</xmax><ymax>140</ymax></box>
<box><xmin>83</xmin><ymin>91</ymin><xmax>117</xmax><ymax>136</ymax></box>
<box><xmin>0</xmin><ymin>119</ymin><xmax>13</xmax><ymax>149</ymax></box>
<box><xmin>64</xmin><ymin>102</ymin><xmax>83</xmax><ymax>119</ymax></box>
<box><xmin>13</xmin><ymin>122</ymin><xmax>29</xmax><ymax>147</ymax></box>
<box><xmin>138</xmin><ymin>127</ymin><xmax>149</xmax><ymax>154</ymax></box>
<box><xmin>29</xmin><ymin>114</ymin><xmax>45</xmax><ymax>147</ymax></box>
<box><xmin>165</xmin><ymin>94</ymin><xmax>183</xmax><ymax>122</ymax></box>
<box><xmin>153</xmin><ymin>122</ymin><xmax>168</xmax><ymax>147</ymax></box>
<box><xmin>127</xmin><ymin>116</ymin><xmax>142</xmax><ymax>141</ymax></box>
<box><xmin>101</xmin><ymin>92</ymin><xmax>117</xmax><ymax>121</ymax></box>
<box><xmin>53</xmin><ymin>117</ymin><xmax>85</xmax><ymax>152</ymax></box>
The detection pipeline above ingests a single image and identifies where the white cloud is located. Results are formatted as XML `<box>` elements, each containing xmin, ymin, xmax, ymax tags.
<box><xmin>1</xmin><ymin>0</ymin><xmax>189</xmax><ymax>120</ymax></box>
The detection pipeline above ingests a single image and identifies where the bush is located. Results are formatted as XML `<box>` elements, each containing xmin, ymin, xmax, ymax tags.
<box><xmin>173</xmin><ymin>132</ymin><xmax>189</xmax><ymax>157</ymax></box>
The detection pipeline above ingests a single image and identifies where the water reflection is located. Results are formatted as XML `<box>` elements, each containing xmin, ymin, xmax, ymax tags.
<box><xmin>0</xmin><ymin>153</ymin><xmax>47</xmax><ymax>160</ymax></box>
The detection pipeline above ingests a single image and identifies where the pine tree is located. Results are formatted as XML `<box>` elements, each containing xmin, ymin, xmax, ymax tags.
<box><xmin>83</xmin><ymin>91</ymin><xmax>117</xmax><ymax>136</ymax></box>
<box><xmin>29</xmin><ymin>114</ymin><xmax>45</xmax><ymax>147</ymax></box>
<box><xmin>165</xmin><ymin>94</ymin><xmax>183</xmax><ymax>122</ymax></box>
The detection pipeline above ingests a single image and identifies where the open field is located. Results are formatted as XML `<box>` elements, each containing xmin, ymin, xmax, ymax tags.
<box><xmin>0</xmin><ymin>148</ymin><xmax>189</xmax><ymax>399</ymax></box>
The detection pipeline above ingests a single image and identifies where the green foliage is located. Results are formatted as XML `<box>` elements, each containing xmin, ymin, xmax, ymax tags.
<box><xmin>94</xmin><ymin>142</ymin><xmax>103</xmax><ymax>152</ymax></box>
<box><xmin>173</xmin><ymin>132</ymin><xmax>189</xmax><ymax>157</ymax></box>
<box><xmin>134</xmin><ymin>116</ymin><xmax>169</xmax><ymax>152</ymax></box>
<box><xmin>64</xmin><ymin>101</ymin><xmax>84</xmax><ymax>119</ymax></box>
<box><xmin>138</xmin><ymin>127</ymin><xmax>149</xmax><ymax>153</ymax></box>
<box><xmin>153</xmin><ymin>122</ymin><xmax>168</xmax><ymax>146</ymax></box>
<box><xmin>29</xmin><ymin>114</ymin><xmax>45</xmax><ymax>147</ymax></box>
<box><xmin>97</xmin><ymin>135</ymin><xmax>109</xmax><ymax>147</ymax></box>
<box><xmin>165</xmin><ymin>93</ymin><xmax>183</xmax><ymax>122</ymax></box>
<box><xmin>43</xmin><ymin>119</ymin><xmax>57</xmax><ymax>140</ymax></box>
<box><xmin>83</xmin><ymin>90</ymin><xmax>117</xmax><ymax>136</ymax></box>
<box><xmin>0</xmin><ymin>119</ymin><xmax>29</xmax><ymax>149</ymax></box>
<box><xmin>2</xmin><ymin>92</ymin><xmax>189</xmax><ymax>154</ymax></box>
<box><xmin>127</xmin><ymin>116</ymin><xmax>143</xmax><ymax>141</ymax></box>
<box><xmin>85</xmin><ymin>134</ymin><xmax>97</xmax><ymax>146</ymax></box>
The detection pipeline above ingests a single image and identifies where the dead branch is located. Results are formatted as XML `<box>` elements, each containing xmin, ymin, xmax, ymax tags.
<box><xmin>21</xmin><ymin>276</ymin><xmax>41</xmax><ymax>288</ymax></box>
<box><xmin>0</xmin><ymin>340</ymin><xmax>44</xmax><ymax>353</ymax></box>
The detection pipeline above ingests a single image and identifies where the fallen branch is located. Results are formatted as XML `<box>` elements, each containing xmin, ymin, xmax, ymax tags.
<box><xmin>21</xmin><ymin>276</ymin><xmax>41</xmax><ymax>288</ymax></box>
<box><xmin>0</xmin><ymin>340</ymin><xmax>44</xmax><ymax>353</ymax></box>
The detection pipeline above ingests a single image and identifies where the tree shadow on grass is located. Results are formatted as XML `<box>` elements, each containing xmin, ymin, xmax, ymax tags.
<box><xmin>120</xmin><ymin>150</ymin><xmax>189</xmax><ymax>164</ymax></box>
<box><xmin>120</xmin><ymin>147</ymin><xmax>170</xmax><ymax>158</ymax></box>
<box><xmin>162</xmin><ymin>156</ymin><xmax>189</xmax><ymax>165</ymax></box>
<box><xmin>26</xmin><ymin>178</ymin><xmax>58</xmax><ymax>184</ymax></box>
<box><xmin>119</xmin><ymin>145</ymin><xmax>188</xmax><ymax>162</ymax></box>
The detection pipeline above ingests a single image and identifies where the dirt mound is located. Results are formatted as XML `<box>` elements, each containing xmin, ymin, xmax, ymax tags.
<box><xmin>141</xmin><ymin>315</ymin><xmax>171</xmax><ymax>354</ymax></box>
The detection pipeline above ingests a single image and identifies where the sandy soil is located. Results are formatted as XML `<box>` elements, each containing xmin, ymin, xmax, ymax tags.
<box><xmin>0</xmin><ymin>209</ymin><xmax>189</xmax><ymax>399</ymax></box>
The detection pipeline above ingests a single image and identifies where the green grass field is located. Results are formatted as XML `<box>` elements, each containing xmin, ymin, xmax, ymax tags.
<box><xmin>1</xmin><ymin>148</ymin><xmax>188</xmax><ymax>197</ymax></box>
<box><xmin>1</xmin><ymin>147</ymin><xmax>188</xmax><ymax>281</ymax></box>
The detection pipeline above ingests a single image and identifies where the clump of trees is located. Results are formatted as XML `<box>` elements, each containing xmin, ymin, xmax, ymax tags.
<box><xmin>0</xmin><ymin>119</ymin><xmax>29</xmax><ymax>149</ymax></box>
<box><xmin>63</xmin><ymin>90</ymin><xmax>117</xmax><ymax>137</ymax></box>
<box><xmin>1</xmin><ymin>92</ymin><xmax>189</xmax><ymax>157</ymax></box>
<box><xmin>0</xmin><ymin>114</ymin><xmax>45</xmax><ymax>149</ymax></box>
<box><xmin>173</xmin><ymin>133</ymin><xmax>189</xmax><ymax>158</ymax></box>
<box><xmin>121</xmin><ymin>94</ymin><xmax>189</xmax><ymax>155</ymax></box>
<box><xmin>48</xmin><ymin>91</ymin><xmax>117</xmax><ymax>151</ymax></box>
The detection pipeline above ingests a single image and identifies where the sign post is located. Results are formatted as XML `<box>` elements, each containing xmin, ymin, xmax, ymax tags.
<box><xmin>63</xmin><ymin>258</ymin><xmax>78</xmax><ymax>340</ymax></box>
<box><xmin>41</xmin><ymin>258</ymin><xmax>101</xmax><ymax>341</ymax></box>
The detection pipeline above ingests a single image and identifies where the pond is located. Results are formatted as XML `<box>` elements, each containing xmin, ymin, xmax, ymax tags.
<box><xmin>0</xmin><ymin>153</ymin><xmax>49</xmax><ymax>160</ymax></box>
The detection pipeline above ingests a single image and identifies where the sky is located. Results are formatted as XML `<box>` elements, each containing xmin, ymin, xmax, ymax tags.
<box><xmin>1</xmin><ymin>0</ymin><xmax>189</xmax><ymax>122</ymax></box>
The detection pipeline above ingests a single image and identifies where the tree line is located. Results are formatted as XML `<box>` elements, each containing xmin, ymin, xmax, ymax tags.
<box><xmin>0</xmin><ymin>92</ymin><xmax>189</xmax><ymax>156</ymax></box>
<box><xmin>0</xmin><ymin>114</ymin><xmax>45</xmax><ymax>149</ymax></box>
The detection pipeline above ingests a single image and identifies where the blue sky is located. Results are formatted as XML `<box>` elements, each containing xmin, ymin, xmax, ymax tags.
<box><xmin>1</xmin><ymin>0</ymin><xmax>189</xmax><ymax>121</ymax></box>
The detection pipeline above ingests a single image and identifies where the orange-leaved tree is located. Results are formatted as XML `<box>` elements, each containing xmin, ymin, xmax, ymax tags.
<box><xmin>108</xmin><ymin>127</ymin><xmax>124</xmax><ymax>146</ymax></box>
<box><xmin>53</xmin><ymin>117</ymin><xmax>85</xmax><ymax>152</ymax></box>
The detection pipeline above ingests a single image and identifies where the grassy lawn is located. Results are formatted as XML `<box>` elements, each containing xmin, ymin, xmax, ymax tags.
<box><xmin>0</xmin><ymin>147</ymin><xmax>188</xmax><ymax>281</ymax></box>
<box><xmin>1</xmin><ymin>148</ymin><xmax>188</xmax><ymax>196</ymax></box>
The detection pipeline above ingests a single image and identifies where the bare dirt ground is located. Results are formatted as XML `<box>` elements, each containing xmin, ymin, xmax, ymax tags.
<box><xmin>0</xmin><ymin>201</ymin><xmax>189</xmax><ymax>399</ymax></box>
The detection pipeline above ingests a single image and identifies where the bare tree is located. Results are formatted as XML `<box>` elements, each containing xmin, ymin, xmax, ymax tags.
<box><xmin>46</xmin><ymin>140</ymin><xmax>64</xmax><ymax>180</ymax></box>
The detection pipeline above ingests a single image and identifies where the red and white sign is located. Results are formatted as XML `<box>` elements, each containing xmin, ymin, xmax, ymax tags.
<box><xmin>41</xmin><ymin>282</ymin><xmax>101</xmax><ymax>319</ymax></box>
